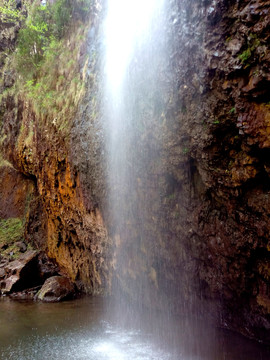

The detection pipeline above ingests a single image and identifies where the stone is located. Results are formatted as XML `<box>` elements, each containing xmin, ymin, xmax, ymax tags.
<box><xmin>1</xmin><ymin>250</ymin><xmax>40</xmax><ymax>294</ymax></box>
<box><xmin>0</xmin><ymin>275</ymin><xmax>19</xmax><ymax>294</ymax></box>
<box><xmin>9</xmin><ymin>285</ymin><xmax>41</xmax><ymax>300</ymax></box>
<box><xmin>36</xmin><ymin>276</ymin><xmax>75</xmax><ymax>302</ymax></box>
<box><xmin>226</xmin><ymin>38</ymin><xmax>243</xmax><ymax>55</ymax></box>
<box><xmin>0</xmin><ymin>259</ymin><xmax>8</xmax><ymax>268</ymax></box>
<box><xmin>37</xmin><ymin>252</ymin><xmax>60</xmax><ymax>281</ymax></box>
<box><xmin>15</xmin><ymin>241</ymin><xmax>27</xmax><ymax>253</ymax></box>
<box><xmin>0</xmin><ymin>268</ymin><xmax>5</xmax><ymax>278</ymax></box>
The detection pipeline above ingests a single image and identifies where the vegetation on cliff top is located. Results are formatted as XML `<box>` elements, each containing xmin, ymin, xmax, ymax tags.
<box><xmin>1</xmin><ymin>0</ymin><xmax>91</xmax><ymax>133</ymax></box>
<box><xmin>16</xmin><ymin>0</ymin><xmax>90</xmax><ymax>76</ymax></box>
<box><xmin>0</xmin><ymin>0</ymin><xmax>22</xmax><ymax>23</ymax></box>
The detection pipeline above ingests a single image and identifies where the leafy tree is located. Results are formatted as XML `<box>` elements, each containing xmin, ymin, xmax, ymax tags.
<box><xmin>49</xmin><ymin>0</ymin><xmax>72</xmax><ymax>39</ymax></box>
<box><xmin>15</xmin><ymin>0</ymin><xmax>91</xmax><ymax>77</ymax></box>
<box><xmin>0</xmin><ymin>0</ymin><xmax>21</xmax><ymax>23</ymax></box>
<box><xmin>16</xmin><ymin>3</ymin><xmax>50</xmax><ymax>77</ymax></box>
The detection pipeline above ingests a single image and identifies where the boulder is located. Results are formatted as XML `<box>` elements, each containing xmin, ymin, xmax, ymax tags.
<box><xmin>36</xmin><ymin>276</ymin><xmax>75</xmax><ymax>302</ymax></box>
<box><xmin>0</xmin><ymin>250</ymin><xmax>40</xmax><ymax>294</ymax></box>
<box><xmin>1</xmin><ymin>275</ymin><xmax>19</xmax><ymax>293</ymax></box>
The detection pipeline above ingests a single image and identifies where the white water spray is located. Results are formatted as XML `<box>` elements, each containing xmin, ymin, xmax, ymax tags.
<box><xmin>104</xmin><ymin>0</ymin><xmax>164</xmax><ymax>92</ymax></box>
<box><xmin>103</xmin><ymin>1</ymin><xmax>167</xmax><ymax>310</ymax></box>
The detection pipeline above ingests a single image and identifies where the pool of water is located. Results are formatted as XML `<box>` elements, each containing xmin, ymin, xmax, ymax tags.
<box><xmin>0</xmin><ymin>296</ymin><xmax>269</xmax><ymax>360</ymax></box>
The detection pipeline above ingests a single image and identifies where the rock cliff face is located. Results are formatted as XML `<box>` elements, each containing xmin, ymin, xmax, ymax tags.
<box><xmin>161</xmin><ymin>0</ymin><xmax>270</xmax><ymax>341</ymax></box>
<box><xmin>0</xmin><ymin>0</ymin><xmax>270</xmax><ymax>343</ymax></box>
<box><xmin>187</xmin><ymin>0</ymin><xmax>270</xmax><ymax>341</ymax></box>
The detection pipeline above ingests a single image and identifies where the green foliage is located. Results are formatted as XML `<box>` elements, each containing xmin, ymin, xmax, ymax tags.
<box><xmin>49</xmin><ymin>0</ymin><xmax>72</xmax><ymax>39</ymax></box>
<box><xmin>49</xmin><ymin>0</ymin><xmax>91</xmax><ymax>36</ymax></box>
<box><xmin>49</xmin><ymin>0</ymin><xmax>91</xmax><ymax>38</ymax></box>
<box><xmin>238</xmin><ymin>49</ymin><xmax>252</xmax><ymax>64</ymax></box>
<box><xmin>0</xmin><ymin>0</ymin><xmax>90</xmax><ymax>137</ymax></box>
<box><xmin>238</xmin><ymin>33</ymin><xmax>261</xmax><ymax>65</ymax></box>
<box><xmin>69</xmin><ymin>0</ymin><xmax>92</xmax><ymax>20</ymax></box>
<box><xmin>0</xmin><ymin>0</ymin><xmax>20</xmax><ymax>23</ymax></box>
<box><xmin>15</xmin><ymin>0</ymin><xmax>90</xmax><ymax>78</ymax></box>
<box><xmin>17</xmin><ymin>27</ymin><xmax>48</xmax><ymax>76</ymax></box>
<box><xmin>0</xmin><ymin>218</ymin><xmax>24</xmax><ymax>245</ymax></box>
<box><xmin>9</xmin><ymin>0</ymin><xmax>89</xmax><ymax>128</ymax></box>
<box><xmin>16</xmin><ymin>3</ymin><xmax>54</xmax><ymax>77</ymax></box>
<box><xmin>229</xmin><ymin>107</ymin><xmax>236</xmax><ymax>114</ymax></box>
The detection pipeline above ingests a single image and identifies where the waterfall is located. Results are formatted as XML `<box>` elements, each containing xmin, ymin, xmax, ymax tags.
<box><xmin>103</xmin><ymin>0</ymin><xmax>169</xmax><ymax>314</ymax></box>
<box><xmin>101</xmin><ymin>0</ymin><xmax>205</xmax><ymax>356</ymax></box>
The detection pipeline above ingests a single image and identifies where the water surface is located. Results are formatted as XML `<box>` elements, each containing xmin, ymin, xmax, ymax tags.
<box><xmin>0</xmin><ymin>297</ymin><xmax>269</xmax><ymax>360</ymax></box>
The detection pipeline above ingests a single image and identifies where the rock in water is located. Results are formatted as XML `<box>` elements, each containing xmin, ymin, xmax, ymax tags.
<box><xmin>37</xmin><ymin>276</ymin><xmax>75</xmax><ymax>302</ymax></box>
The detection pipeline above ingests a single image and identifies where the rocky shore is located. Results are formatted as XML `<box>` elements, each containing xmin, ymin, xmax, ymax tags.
<box><xmin>0</xmin><ymin>249</ymin><xmax>76</xmax><ymax>302</ymax></box>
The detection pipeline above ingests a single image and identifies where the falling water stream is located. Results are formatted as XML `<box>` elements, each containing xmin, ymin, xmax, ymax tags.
<box><xmin>103</xmin><ymin>0</ymin><xmax>172</xmax><ymax>318</ymax></box>
<box><xmin>1</xmin><ymin>1</ymin><xmax>270</xmax><ymax>359</ymax></box>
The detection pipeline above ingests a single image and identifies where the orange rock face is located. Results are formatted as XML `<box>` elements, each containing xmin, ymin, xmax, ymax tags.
<box><xmin>0</xmin><ymin>165</ymin><xmax>34</xmax><ymax>219</ymax></box>
<box><xmin>39</xmin><ymin>159</ymin><xmax>109</xmax><ymax>294</ymax></box>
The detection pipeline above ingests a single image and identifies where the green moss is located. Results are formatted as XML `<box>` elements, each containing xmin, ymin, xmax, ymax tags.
<box><xmin>0</xmin><ymin>218</ymin><xmax>32</xmax><ymax>259</ymax></box>
<box><xmin>238</xmin><ymin>33</ymin><xmax>261</xmax><ymax>66</ymax></box>
<box><xmin>238</xmin><ymin>48</ymin><xmax>252</xmax><ymax>64</ymax></box>
<box><xmin>0</xmin><ymin>218</ymin><xmax>24</xmax><ymax>245</ymax></box>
